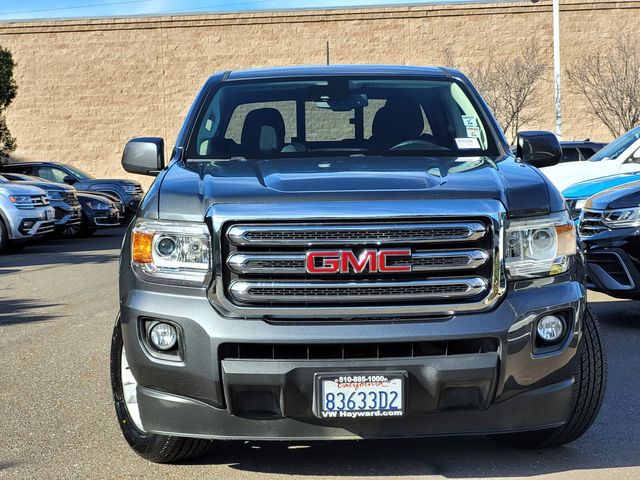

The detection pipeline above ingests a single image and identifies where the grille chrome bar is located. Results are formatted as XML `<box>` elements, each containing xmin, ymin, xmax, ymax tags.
<box><xmin>227</xmin><ymin>249</ymin><xmax>489</xmax><ymax>275</ymax></box>
<box><xmin>229</xmin><ymin>278</ymin><xmax>488</xmax><ymax>303</ymax></box>
<box><xmin>227</xmin><ymin>222</ymin><xmax>487</xmax><ymax>246</ymax></box>
<box><xmin>579</xmin><ymin>209</ymin><xmax>607</xmax><ymax>238</ymax></box>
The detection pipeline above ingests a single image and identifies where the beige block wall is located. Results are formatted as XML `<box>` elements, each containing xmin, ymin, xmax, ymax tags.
<box><xmin>0</xmin><ymin>0</ymin><xmax>639</xmax><ymax>186</ymax></box>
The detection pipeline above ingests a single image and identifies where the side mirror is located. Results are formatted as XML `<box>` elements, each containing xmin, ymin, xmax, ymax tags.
<box><xmin>122</xmin><ymin>137</ymin><xmax>165</xmax><ymax>176</ymax></box>
<box><xmin>62</xmin><ymin>175</ymin><xmax>77</xmax><ymax>185</ymax></box>
<box><xmin>516</xmin><ymin>131</ymin><xmax>562</xmax><ymax>168</ymax></box>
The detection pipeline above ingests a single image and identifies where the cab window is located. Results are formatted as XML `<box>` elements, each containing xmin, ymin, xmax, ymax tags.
<box><xmin>36</xmin><ymin>167</ymin><xmax>68</xmax><ymax>183</ymax></box>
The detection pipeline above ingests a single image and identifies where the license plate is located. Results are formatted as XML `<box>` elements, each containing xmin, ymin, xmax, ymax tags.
<box><xmin>45</xmin><ymin>210</ymin><xmax>53</xmax><ymax>220</ymax></box>
<box><xmin>316</xmin><ymin>373</ymin><xmax>405</xmax><ymax>419</ymax></box>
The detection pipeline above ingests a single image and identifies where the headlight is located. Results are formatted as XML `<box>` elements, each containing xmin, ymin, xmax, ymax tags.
<box><xmin>601</xmin><ymin>207</ymin><xmax>640</xmax><ymax>228</ymax></box>
<box><xmin>9</xmin><ymin>195</ymin><xmax>31</xmax><ymax>203</ymax></box>
<box><xmin>123</xmin><ymin>185</ymin><xmax>139</xmax><ymax>194</ymax></box>
<box><xmin>86</xmin><ymin>200</ymin><xmax>110</xmax><ymax>210</ymax></box>
<box><xmin>8</xmin><ymin>195</ymin><xmax>34</xmax><ymax>209</ymax></box>
<box><xmin>46</xmin><ymin>190</ymin><xmax>64</xmax><ymax>200</ymax></box>
<box><xmin>505</xmin><ymin>211</ymin><xmax>577</xmax><ymax>279</ymax></box>
<box><xmin>131</xmin><ymin>219</ymin><xmax>211</xmax><ymax>286</ymax></box>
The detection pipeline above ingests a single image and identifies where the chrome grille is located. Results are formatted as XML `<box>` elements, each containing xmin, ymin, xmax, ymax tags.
<box><xmin>222</xmin><ymin>219</ymin><xmax>495</xmax><ymax>310</ymax></box>
<box><xmin>579</xmin><ymin>209</ymin><xmax>608</xmax><ymax>237</ymax></box>
<box><xmin>63</xmin><ymin>192</ymin><xmax>80</xmax><ymax>206</ymax></box>
<box><xmin>227</xmin><ymin>222</ymin><xmax>486</xmax><ymax>246</ymax></box>
<box><xmin>227</xmin><ymin>249</ymin><xmax>488</xmax><ymax>275</ymax></box>
<box><xmin>31</xmin><ymin>195</ymin><xmax>49</xmax><ymax>207</ymax></box>
<box><xmin>230</xmin><ymin>278</ymin><xmax>487</xmax><ymax>303</ymax></box>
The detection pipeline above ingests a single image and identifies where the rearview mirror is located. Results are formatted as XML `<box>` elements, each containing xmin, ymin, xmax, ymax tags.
<box><xmin>122</xmin><ymin>137</ymin><xmax>165</xmax><ymax>176</ymax></box>
<box><xmin>516</xmin><ymin>131</ymin><xmax>562</xmax><ymax>168</ymax></box>
<box><xmin>315</xmin><ymin>93</ymin><xmax>369</xmax><ymax>112</ymax></box>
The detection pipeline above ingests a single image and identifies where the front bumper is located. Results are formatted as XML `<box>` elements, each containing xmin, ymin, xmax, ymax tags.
<box><xmin>583</xmin><ymin>227</ymin><xmax>640</xmax><ymax>300</ymax></box>
<box><xmin>7</xmin><ymin>206</ymin><xmax>55</xmax><ymax>240</ymax></box>
<box><xmin>53</xmin><ymin>204</ymin><xmax>82</xmax><ymax>229</ymax></box>
<box><xmin>120</xmin><ymin>274</ymin><xmax>586</xmax><ymax>440</ymax></box>
<box><xmin>86</xmin><ymin>207</ymin><xmax>121</xmax><ymax>228</ymax></box>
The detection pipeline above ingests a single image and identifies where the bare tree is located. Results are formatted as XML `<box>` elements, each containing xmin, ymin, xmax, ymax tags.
<box><xmin>566</xmin><ymin>33</ymin><xmax>640</xmax><ymax>137</ymax></box>
<box><xmin>443</xmin><ymin>40</ymin><xmax>547</xmax><ymax>143</ymax></box>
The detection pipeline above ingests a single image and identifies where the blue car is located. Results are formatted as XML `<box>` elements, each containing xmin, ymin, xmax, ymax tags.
<box><xmin>563</xmin><ymin>172</ymin><xmax>640</xmax><ymax>219</ymax></box>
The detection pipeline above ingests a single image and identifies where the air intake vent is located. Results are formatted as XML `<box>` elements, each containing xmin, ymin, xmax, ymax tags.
<box><xmin>220</xmin><ymin>338</ymin><xmax>499</xmax><ymax>361</ymax></box>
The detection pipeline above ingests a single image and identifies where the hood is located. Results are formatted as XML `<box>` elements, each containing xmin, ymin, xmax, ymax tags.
<box><xmin>155</xmin><ymin>156</ymin><xmax>557</xmax><ymax>221</ymax></box>
<box><xmin>12</xmin><ymin>180</ymin><xmax>75</xmax><ymax>192</ymax></box>
<box><xmin>541</xmin><ymin>160</ymin><xmax>619</xmax><ymax>191</ymax></box>
<box><xmin>83</xmin><ymin>178</ymin><xmax>141</xmax><ymax>186</ymax></box>
<box><xmin>585</xmin><ymin>179</ymin><xmax>640</xmax><ymax>210</ymax></box>
<box><xmin>0</xmin><ymin>182</ymin><xmax>47</xmax><ymax>196</ymax></box>
<box><xmin>562</xmin><ymin>173</ymin><xmax>640</xmax><ymax>199</ymax></box>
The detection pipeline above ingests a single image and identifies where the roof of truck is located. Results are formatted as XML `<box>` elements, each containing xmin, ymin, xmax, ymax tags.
<box><xmin>224</xmin><ymin>64</ymin><xmax>453</xmax><ymax>81</ymax></box>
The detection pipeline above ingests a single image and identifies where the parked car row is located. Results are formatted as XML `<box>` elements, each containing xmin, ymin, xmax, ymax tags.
<box><xmin>0</xmin><ymin>162</ymin><xmax>143</xmax><ymax>253</ymax></box>
<box><xmin>532</xmin><ymin>127</ymin><xmax>640</xmax><ymax>302</ymax></box>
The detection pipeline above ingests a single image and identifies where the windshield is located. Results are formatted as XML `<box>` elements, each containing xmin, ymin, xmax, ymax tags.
<box><xmin>589</xmin><ymin>126</ymin><xmax>640</xmax><ymax>162</ymax></box>
<box><xmin>64</xmin><ymin>164</ymin><xmax>94</xmax><ymax>180</ymax></box>
<box><xmin>187</xmin><ymin>77</ymin><xmax>499</xmax><ymax>160</ymax></box>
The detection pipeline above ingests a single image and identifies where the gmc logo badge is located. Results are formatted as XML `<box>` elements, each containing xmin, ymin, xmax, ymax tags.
<box><xmin>305</xmin><ymin>249</ymin><xmax>412</xmax><ymax>274</ymax></box>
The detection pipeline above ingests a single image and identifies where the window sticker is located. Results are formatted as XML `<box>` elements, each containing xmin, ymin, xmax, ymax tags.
<box><xmin>455</xmin><ymin>137</ymin><xmax>481</xmax><ymax>149</ymax></box>
<box><xmin>466</xmin><ymin>126</ymin><xmax>481</xmax><ymax>138</ymax></box>
<box><xmin>462</xmin><ymin>115</ymin><xmax>478</xmax><ymax>127</ymax></box>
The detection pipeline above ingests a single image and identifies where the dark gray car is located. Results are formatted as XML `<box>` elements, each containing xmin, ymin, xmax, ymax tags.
<box><xmin>111</xmin><ymin>65</ymin><xmax>606</xmax><ymax>464</ymax></box>
<box><xmin>1</xmin><ymin>161</ymin><xmax>143</xmax><ymax>218</ymax></box>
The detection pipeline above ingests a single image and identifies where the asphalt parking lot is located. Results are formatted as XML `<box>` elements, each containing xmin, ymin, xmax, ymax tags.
<box><xmin>1</xmin><ymin>227</ymin><xmax>639</xmax><ymax>480</ymax></box>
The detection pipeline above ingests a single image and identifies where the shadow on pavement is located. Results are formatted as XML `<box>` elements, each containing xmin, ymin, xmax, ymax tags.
<box><xmin>0</xmin><ymin>227</ymin><xmax>125</xmax><ymax>270</ymax></box>
<box><xmin>191</xmin><ymin>434</ymin><xmax>640</xmax><ymax>478</ymax></box>
<box><xmin>589</xmin><ymin>299</ymin><xmax>640</xmax><ymax>329</ymax></box>
<box><xmin>0</xmin><ymin>461</ymin><xmax>20</xmax><ymax>472</ymax></box>
<box><xmin>0</xmin><ymin>298</ymin><xmax>63</xmax><ymax>325</ymax></box>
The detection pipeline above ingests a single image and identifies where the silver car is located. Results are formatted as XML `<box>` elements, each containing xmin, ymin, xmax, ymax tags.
<box><xmin>0</xmin><ymin>178</ymin><xmax>55</xmax><ymax>252</ymax></box>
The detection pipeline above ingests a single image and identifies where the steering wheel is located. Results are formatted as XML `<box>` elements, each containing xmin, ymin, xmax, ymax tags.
<box><xmin>390</xmin><ymin>139</ymin><xmax>449</xmax><ymax>151</ymax></box>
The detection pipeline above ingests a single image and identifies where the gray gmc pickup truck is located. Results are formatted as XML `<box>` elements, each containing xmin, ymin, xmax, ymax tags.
<box><xmin>111</xmin><ymin>65</ymin><xmax>606</xmax><ymax>463</ymax></box>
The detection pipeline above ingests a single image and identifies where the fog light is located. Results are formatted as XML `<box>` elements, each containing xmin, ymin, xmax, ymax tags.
<box><xmin>537</xmin><ymin>315</ymin><xmax>565</xmax><ymax>343</ymax></box>
<box><xmin>148</xmin><ymin>322</ymin><xmax>178</xmax><ymax>351</ymax></box>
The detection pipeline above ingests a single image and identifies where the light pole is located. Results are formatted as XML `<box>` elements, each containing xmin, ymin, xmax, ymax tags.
<box><xmin>552</xmin><ymin>0</ymin><xmax>562</xmax><ymax>138</ymax></box>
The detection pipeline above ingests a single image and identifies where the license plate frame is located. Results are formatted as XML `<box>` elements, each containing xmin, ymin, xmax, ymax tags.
<box><xmin>314</xmin><ymin>371</ymin><xmax>406</xmax><ymax>419</ymax></box>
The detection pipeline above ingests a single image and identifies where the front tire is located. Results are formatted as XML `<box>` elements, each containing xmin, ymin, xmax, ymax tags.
<box><xmin>0</xmin><ymin>218</ymin><xmax>8</xmax><ymax>253</ymax></box>
<box><xmin>494</xmin><ymin>307</ymin><xmax>607</xmax><ymax>448</ymax></box>
<box><xmin>110</xmin><ymin>316</ymin><xmax>212</xmax><ymax>463</ymax></box>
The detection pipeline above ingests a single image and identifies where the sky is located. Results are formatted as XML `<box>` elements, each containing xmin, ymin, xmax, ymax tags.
<box><xmin>0</xmin><ymin>0</ymin><xmax>507</xmax><ymax>21</ymax></box>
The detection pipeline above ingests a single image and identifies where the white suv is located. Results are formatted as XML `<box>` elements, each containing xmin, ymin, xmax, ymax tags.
<box><xmin>0</xmin><ymin>179</ymin><xmax>55</xmax><ymax>252</ymax></box>
<box><xmin>541</xmin><ymin>126</ymin><xmax>640</xmax><ymax>191</ymax></box>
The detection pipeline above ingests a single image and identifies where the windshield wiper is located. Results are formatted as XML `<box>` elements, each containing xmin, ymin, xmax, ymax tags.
<box><xmin>186</xmin><ymin>156</ymin><xmax>247</xmax><ymax>162</ymax></box>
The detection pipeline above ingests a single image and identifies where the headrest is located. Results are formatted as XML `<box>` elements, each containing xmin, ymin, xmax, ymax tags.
<box><xmin>240</xmin><ymin>108</ymin><xmax>286</xmax><ymax>155</ymax></box>
<box><xmin>371</xmin><ymin>99</ymin><xmax>424</xmax><ymax>147</ymax></box>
